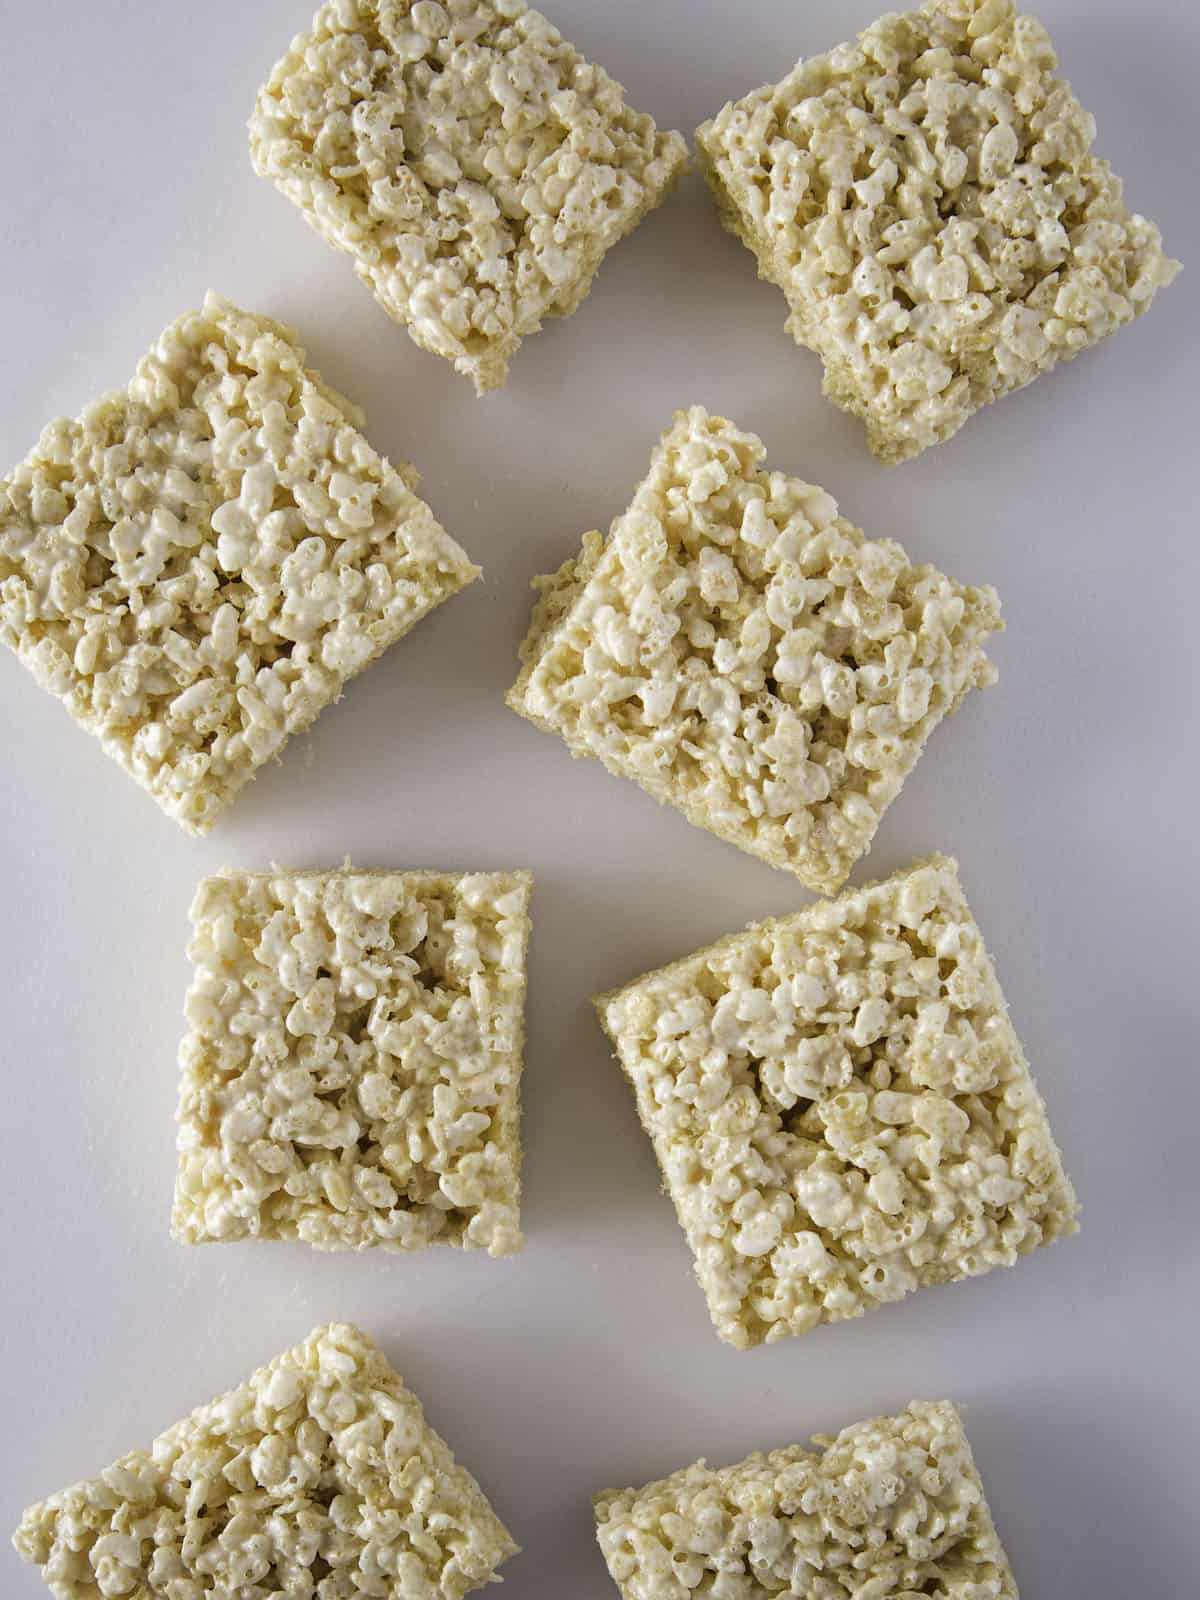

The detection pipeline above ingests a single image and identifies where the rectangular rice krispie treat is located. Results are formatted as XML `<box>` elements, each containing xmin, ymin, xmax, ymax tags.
<box><xmin>596</xmin><ymin>855</ymin><xmax>1078</xmax><ymax>1349</ymax></box>
<box><xmin>595</xmin><ymin>1399</ymin><xmax>1017</xmax><ymax>1599</ymax></box>
<box><xmin>0</xmin><ymin>293</ymin><xmax>479</xmax><ymax>833</ymax></box>
<box><xmin>697</xmin><ymin>0</ymin><xmax>1180</xmax><ymax>463</ymax></box>
<box><xmin>14</xmin><ymin>1322</ymin><xmax>519</xmax><ymax>1600</ymax></box>
<box><xmin>249</xmin><ymin>0</ymin><xmax>688</xmax><ymax>393</ymax></box>
<box><xmin>173</xmin><ymin>867</ymin><xmax>532</xmax><ymax>1257</ymax></box>
<box><xmin>508</xmin><ymin>407</ymin><xmax>1001</xmax><ymax>894</ymax></box>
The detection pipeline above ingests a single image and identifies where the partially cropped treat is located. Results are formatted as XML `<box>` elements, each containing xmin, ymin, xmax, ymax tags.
<box><xmin>0</xmin><ymin>294</ymin><xmax>478</xmax><ymax>833</ymax></box>
<box><xmin>250</xmin><ymin>0</ymin><xmax>687</xmax><ymax>392</ymax></box>
<box><xmin>173</xmin><ymin>867</ymin><xmax>532</xmax><ymax>1256</ymax></box>
<box><xmin>596</xmin><ymin>856</ymin><xmax>1078</xmax><ymax>1349</ymax></box>
<box><xmin>697</xmin><ymin>0</ymin><xmax>1180</xmax><ymax>463</ymax></box>
<box><xmin>595</xmin><ymin>1399</ymin><xmax>1017</xmax><ymax>1599</ymax></box>
<box><xmin>508</xmin><ymin>408</ymin><xmax>1001</xmax><ymax>893</ymax></box>
<box><xmin>14</xmin><ymin>1323</ymin><xmax>519</xmax><ymax>1600</ymax></box>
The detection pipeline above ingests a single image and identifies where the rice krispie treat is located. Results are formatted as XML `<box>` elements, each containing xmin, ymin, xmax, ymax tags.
<box><xmin>508</xmin><ymin>408</ymin><xmax>1001</xmax><ymax>894</ymax></box>
<box><xmin>249</xmin><ymin>0</ymin><xmax>688</xmax><ymax>393</ymax></box>
<box><xmin>596</xmin><ymin>855</ymin><xmax>1078</xmax><ymax>1349</ymax></box>
<box><xmin>173</xmin><ymin>867</ymin><xmax>532</xmax><ymax>1257</ymax></box>
<box><xmin>0</xmin><ymin>293</ymin><xmax>478</xmax><ymax>833</ymax></box>
<box><xmin>14</xmin><ymin>1323</ymin><xmax>519</xmax><ymax>1600</ymax></box>
<box><xmin>697</xmin><ymin>0</ymin><xmax>1180</xmax><ymax>463</ymax></box>
<box><xmin>595</xmin><ymin>1399</ymin><xmax>1017</xmax><ymax>1600</ymax></box>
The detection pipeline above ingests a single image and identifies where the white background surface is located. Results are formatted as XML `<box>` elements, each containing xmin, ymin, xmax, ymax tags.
<box><xmin>1</xmin><ymin>1</ymin><xmax>1196</xmax><ymax>1594</ymax></box>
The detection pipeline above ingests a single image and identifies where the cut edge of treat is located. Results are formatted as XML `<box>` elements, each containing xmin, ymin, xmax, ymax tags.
<box><xmin>593</xmin><ymin>853</ymin><xmax>958</xmax><ymax>1019</ymax></box>
<box><xmin>505</xmin><ymin>528</ymin><xmax>607</xmax><ymax>722</ymax></box>
<box><xmin>462</xmin><ymin>138</ymin><xmax>690</xmax><ymax>395</ymax></box>
<box><xmin>174</xmin><ymin>562</ymin><xmax>480</xmax><ymax>837</ymax></box>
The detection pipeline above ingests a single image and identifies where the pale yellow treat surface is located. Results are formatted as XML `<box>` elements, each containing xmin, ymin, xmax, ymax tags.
<box><xmin>249</xmin><ymin>0</ymin><xmax>688</xmax><ymax>392</ymax></box>
<box><xmin>0</xmin><ymin>293</ymin><xmax>479</xmax><ymax>834</ymax></box>
<box><xmin>697</xmin><ymin>0</ymin><xmax>1180</xmax><ymax>462</ymax></box>
<box><xmin>595</xmin><ymin>1399</ymin><xmax>1018</xmax><ymax>1600</ymax></box>
<box><xmin>173</xmin><ymin>867</ymin><xmax>532</xmax><ymax>1257</ymax></box>
<box><xmin>596</xmin><ymin>856</ymin><xmax>1078</xmax><ymax>1349</ymax></box>
<box><xmin>508</xmin><ymin>407</ymin><xmax>1001</xmax><ymax>894</ymax></box>
<box><xmin>13</xmin><ymin>1322</ymin><xmax>519</xmax><ymax>1600</ymax></box>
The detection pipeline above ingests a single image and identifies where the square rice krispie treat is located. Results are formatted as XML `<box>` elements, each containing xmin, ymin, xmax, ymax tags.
<box><xmin>173</xmin><ymin>867</ymin><xmax>532</xmax><ymax>1257</ymax></box>
<box><xmin>14</xmin><ymin>1322</ymin><xmax>519</xmax><ymax>1600</ymax></box>
<box><xmin>596</xmin><ymin>855</ymin><xmax>1078</xmax><ymax>1349</ymax></box>
<box><xmin>507</xmin><ymin>407</ymin><xmax>1001</xmax><ymax>895</ymax></box>
<box><xmin>0</xmin><ymin>293</ymin><xmax>479</xmax><ymax>833</ymax></box>
<box><xmin>595</xmin><ymin>1399</ymin><xmax>1016</xmax><ymax>1599</ymax></box>
<box><xmin>697</xmin><ymin>0</ymin><xmax>1180</xmax><ymax>463</ymax></box>
<box><xmin>249</xmin><ymin>0</ymin><xmax>688</xmax><ymax>393</ymax></box>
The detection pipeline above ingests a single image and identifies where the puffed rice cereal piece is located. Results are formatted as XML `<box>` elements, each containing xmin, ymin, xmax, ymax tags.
<box><xmin>507</xmin><ymin>407</ymin><xmax>1001</xmax><ymax>894</ymax></box>
<box><xmin>595</xmin><ymin>1399</ymin><xmax>1017</xmax><ymax>1600</ymax></box>
<box><xmin>172</xmin><ymin>867</ymin><xmax>532</xmax><ymax>1257</ymax></box>
<box><xmin>697</xmin><ymin>0</ymin><xmax>1180</xmax><ymax>463</ymax></box>
<box><xmin>13</xmin><ymin>1322</ymin><xmax>519</xmax><ymax>1600</ymax></box>
<box><xmin>249</xmin><ymin>0</ymin><xmax>688</xmax><ymax>393</ymax></box>
<box><xmin>596</xmin><ymin>855</ymin><xmax>1078</xmax><ymax>1349</ymax></box>
<box><xmin>0</xmin><ymin>293</ymin><xmax>479</xmax><ymax>833</ymax></box>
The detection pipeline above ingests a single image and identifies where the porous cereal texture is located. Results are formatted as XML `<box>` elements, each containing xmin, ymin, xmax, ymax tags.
<box><xmin>507</xmin><ymin>407</ymin><xmax>1001</xmax><ymax>895</ymax></box>
<box><xmin>594</xmin><ymin>1399</ymin><xmax>1017</xmax><ymax>1600</ymax></box>
<box><xmin>696</xmin><ymin>0</ymin><xmax>1180</xmax><ymax>463</ymax></box>
<box><xmin>173</xmin><ymin>867</ymin><xmax>532</xmax><ymax>1257</ymax></box>
<box><xmin>13</xmin><ymin>1322</ymin><xmax>519</xmax><ymax>1600</ymax></box>
<box><xmin>249</xmin><ymin>0</ymin><xmax>688</xmax><ymax>393</ymax></box>
<box><xmin>596</xmin><ymin>855</ymin><xmax>1078</xmax><ymax>1349</ymax></box>
<box><xmin>0</xmin><ymin>293</ymin><xmax>479</xmax><ymax>834</ymax></box>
